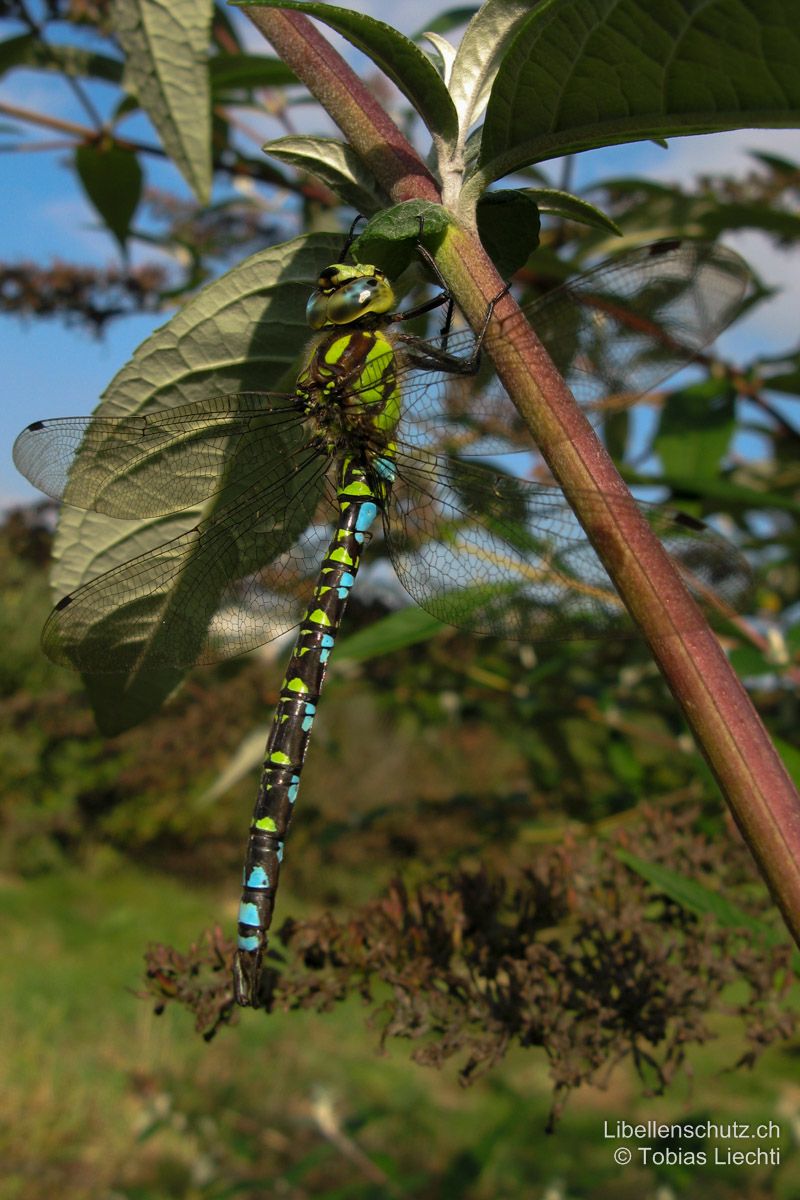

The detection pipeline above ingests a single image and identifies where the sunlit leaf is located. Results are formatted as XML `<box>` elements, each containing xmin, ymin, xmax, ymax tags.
<box><xmin>519</xmin><ymin>187</ymin><xmax>622</xmax><ymax>236</ymax></box>
<box><xmin>75</xmin><ymin>142</ymin><xmax>142</xmax><ymax>252</ymax></box>
<box><xmin>336</xmin><ymin>606</ymin><xmax>447</xmax><ymax>662</ymax></box>
<box><xmin>112</xmin><ymin>0</ymin><xmax>213</xmax><ymax>202</ymax></box>
<box><xmin>264</xmin><ymin>135</ymin><xmax>389</xmax><ymax>212</ymax></box>
<box><xmin>52</xmin><ymin>233</ymin><xmax>341</xmax><ymax>731</ymax></box>
<box><xmin>471</xmin><ymin>0</ymin><xmax>800</xmax><ymax>195</ymax></box>
<box><xmin>353</xmin><ymin>200</ymin><xmax>451</xmax><ymax>275</ymax></box>
<box><xmin>446</xmin><ymin>0</ymin><xmax>532</xmax><ymax>134</ymax></box>
<box><xmin>655</xmin><ymin>381</ymin><xmax>736</xmax><ymax>481</ymax></box>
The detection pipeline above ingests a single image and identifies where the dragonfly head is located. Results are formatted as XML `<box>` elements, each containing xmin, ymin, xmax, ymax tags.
<box><xmin>306</xmin><ymin>263</ymin><xmax>396</xmax><ymax>330</ymax></box>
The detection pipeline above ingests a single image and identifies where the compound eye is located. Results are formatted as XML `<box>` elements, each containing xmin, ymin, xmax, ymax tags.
<box><xmin>306</xmin><ymin>292</ymin><xmax>329</xmax><ymax>329</ymax></box>
<box><xmin>317</xmin><ymin>266</ymin><xmax>339</xmax><ymax>289</ymax></box>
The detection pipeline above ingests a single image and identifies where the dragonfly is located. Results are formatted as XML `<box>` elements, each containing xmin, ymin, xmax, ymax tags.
<box><xmin>13</xmin><ymin>232</ymin><xmax>754</xmax><ymax>1006</ymax></box>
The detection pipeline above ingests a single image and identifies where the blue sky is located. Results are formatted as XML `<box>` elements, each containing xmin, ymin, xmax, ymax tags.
<box><xmin>2</xmin><ymin>2</ymin><xmax>798</xmax><ymax>506</ymax></box>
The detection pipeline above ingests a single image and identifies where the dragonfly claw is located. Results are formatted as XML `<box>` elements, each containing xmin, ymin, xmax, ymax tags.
<box><xmin>233</xmin><ymin>947</ymin><xmax>264</xmax><ymax>1008</ymax></box>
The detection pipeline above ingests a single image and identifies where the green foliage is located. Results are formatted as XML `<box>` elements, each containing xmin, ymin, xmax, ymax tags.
<box><xmin>2</xmin><ymin>501</ymin><xmax>800</xmax><ymax>1172</ymax></box>
<box><xmin>111</xmin><ymin>0</ymin><xmax>213</xmax><ymax>201</ymax></box>
<box><xmin>9</xmin><ymin>0</ymin><xmax>794</xmax><ymax>735</ymax></box>
<box><xmin>475</xmin><ymin>189</ymin><xmax>541</xmax><ymax>276</ymax></box>
<box><xmin>352</xmin><ymin>199</ymin><xmax>453</xmax><ymax>274</ymax></box>
<box><xmin>53</xmin><ymin>233</ymin><xmax>340</xmax><ymax>732</ymax></box>
<box><xmin>336</xmin><ymin>607</ymin><xmax>448</xmax><ymax>663</ymax></box>
<box><xmin>75</xmin><ymin>140</ymin><xmax>142</xmax><ymax>252</ymax></box>
<box><xmin>264</xmin><ymin>134</ymin><xmax>391</xmax><ymax>212</ymax></box>
<box><xmin>471</xmin><ymin>0</ymin><xmax>800</xmax><ymax>195</ymax></box>
<box><xmin>654</xmin><ymin>380</ymin><xmax>737</xmax><ymax>482</ymax></box>
<box><xmin>4</xmin><ymin>859</ymin><xmax>798</xmax><ymax>1198</ymax></box>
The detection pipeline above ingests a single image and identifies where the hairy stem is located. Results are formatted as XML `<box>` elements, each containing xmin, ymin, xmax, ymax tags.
<box><xmin>242</xmin><ymin>8</ymin><xmax>441</xmax><ymax>204</ymax></box>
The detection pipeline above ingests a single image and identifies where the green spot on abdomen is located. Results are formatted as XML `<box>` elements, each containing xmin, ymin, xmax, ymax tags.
<box><xmin>340</xmin><ymin>480</ymin><xmax>372</xmax><ymax>497</ymax></box>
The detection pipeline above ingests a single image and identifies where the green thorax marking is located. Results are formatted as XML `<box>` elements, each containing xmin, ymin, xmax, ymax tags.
<box><xmin>296</xmin><ymin>328</ymin><xmax>400</xmax><ymax>438</ymax></box>
<box><xmin>296</xmin><ymin>260</ymin><xmax>401</xmax><ymax>444</ymax></box>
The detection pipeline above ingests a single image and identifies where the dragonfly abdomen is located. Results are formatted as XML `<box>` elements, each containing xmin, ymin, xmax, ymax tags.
<box><xmin>233</xmin><ymin>453</ymin><xmax>385</xmax><ymax>1005</ymax></box>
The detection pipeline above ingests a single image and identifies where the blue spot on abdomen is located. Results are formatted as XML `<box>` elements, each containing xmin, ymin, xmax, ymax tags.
<box><xmin>246</xmin><ymin>866</ymin><xmax>270</xmax><ymax>890</ymax></box>
<box><xmin>355</xmin><ymin>502</ymin><xmax>378</xmax><ymax>531</ymax></box>
<box><xmin>238</xmin><ymin>901</ymin><xmax>260</xmax><ymax>928</ymax></box>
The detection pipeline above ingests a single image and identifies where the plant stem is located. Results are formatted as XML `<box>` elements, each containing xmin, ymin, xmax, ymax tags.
<box><xmin>242</xmin><ymin>8</ymin><xmax>440</xmax><ymax>204</ymax></box>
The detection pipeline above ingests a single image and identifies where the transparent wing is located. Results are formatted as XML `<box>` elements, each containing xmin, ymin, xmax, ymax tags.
<box><xmin>384</xmin><ymin>450</ymin><xmax>752</xmax><ymax>641</ymax></box>
<box><xmin>392</xmin><ymin>240</ymin><xmax>752</xmax><ymax>455</ymax></box>
<box><xmin>13</xmin><ymin>242</ymin><xmax>752</xmax><ymax>519</ymax></box>
<box><xmin>13</xmin><ymin>393</ymin><xmax>304</xmax><ymax>518</ymax></box>
<box><xmin>42</xmin><ymin>446</ymin><xmax>336</xmax><ymax>672</ymax></box>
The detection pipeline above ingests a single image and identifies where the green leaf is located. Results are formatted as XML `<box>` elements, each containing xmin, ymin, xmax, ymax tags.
<box><xmin>0</xmin><ymin>32</ymin><xmax>124</xmax><ymax>84</ymax></box>
<box><xmin>264</xmin><ymin>135</ymin><xmax>389</xmax><ymax>212</ymax></box>
<box><xmin>699</xmin><ymin>201</ymin><xmax>800</xmax><ymax>241</ymax></box>
<box><xmin>589</xmin><ymin>179</ymin><xmax>800</xmax><ymax>243</ymax></box>
<box><xmin>419</xmin><ymin>30</ymin><xmax>458</xmax><ymax>86</ymax></box>
<box><xmin>773</xmin><ymin>736</ymin><xmax>800</xmax><ymax>788</ymax></box>
<box><xmin>75</xmin><ymin>142</ymin><xmax>142</xmax><ymax>252</ymax></box>
<box><xmin>518</xmin><ymin>187</ymin><xmax>622</xmax><ymax>235</ymax></box>
<box><xmin>623</xmin><ymin>470</ymin><xmax>800</xmax><ymax>515</ymax></box>
<box><xmin>234</xmin><ymin>0</ymin><xmax>458</xmax><ymax>142</ymax></box>
<box><xmin>445</xmin><ymin>0</ymin><xmax>532</xmax><ymax>135</ymax></box>
<box><xmin>471</xmin><ymin>0</ymin><xmax>800</xmax><ymax>195</ymax></box>
<box><xmin>764</xmin><ymin>367</ymin><xmax>800</xmax><ymax>396</ymax></box>
<box><xmin>616</xmin><ymin>848</ymin><xmax>798</xmax><ymax>960</ymax></box>
<box><xmin>52</xmin><ymin>233</ymin><xmax>341</xmax><ymax>733</ymax></box>
<box><xmin>336</xmin><ymin>606</ymin><xmax>447</xmax><ymax>662</ymax></box>
<box><xmin>655</xmin><ymin>381</ymin><xmax>736</xmax><ymax>481</ymax></box>
<box><xmin>209</xmin><ymin>52</ymin><xmax>296</xmax><ymax>92</ymax></box>
<box><xmin>476</xmin><ymin>189</ymin><xmax>540</xmax><ymax>276</ymax></box>
<box><xmin>750</xmin><ymin>149</ymin><xmax>799</xmax><ymax>173</ymax></box>
<box><xmin>729</xmin><ymin>644</ymin><xmax>775</xmax><ymax>676</ymax></box>
<box><xmin>111</xmin><ymin>0</ymin><xmax>213</xmax><ymax>202</ymax></box>
<box><xmin>607</xmin><ymin>737</ymin><xmax>643</xmax><ymax>787</ymax></box>
<box><xmin>604</xmin><ymin>407</ymin><xmax>630</xmax><ymax>462</ymax></box>
<box><xmin>414</xmin><ymin>8</ymin><xmax>477</xmax><ymax>37</ymax></box>
<box><xmin>353</xmin><ymin>200</ymin><xmax>451</xmax><ymax>276</ymax></box>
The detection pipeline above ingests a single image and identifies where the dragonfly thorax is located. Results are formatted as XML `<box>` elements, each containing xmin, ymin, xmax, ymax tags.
<box><xmin>296</xmin><ymin>324</ymin><xmax>400</xmax><ymax>456</ymax></box>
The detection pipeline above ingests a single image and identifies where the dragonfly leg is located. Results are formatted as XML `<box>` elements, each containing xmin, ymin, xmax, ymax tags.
<box><xmin>388</xmin><ymin>217</ymin><xmax>452</xmax><ymax>332</ymax></box>
<box><xmin>339</xmin><ymin>213</ymin><xmax>367</xmax><ymax>259</ymax></box>
<box><xmin>397</xmin><ymin>280</ymin><xmax>512</xmax><ymax>377</ymax></box>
